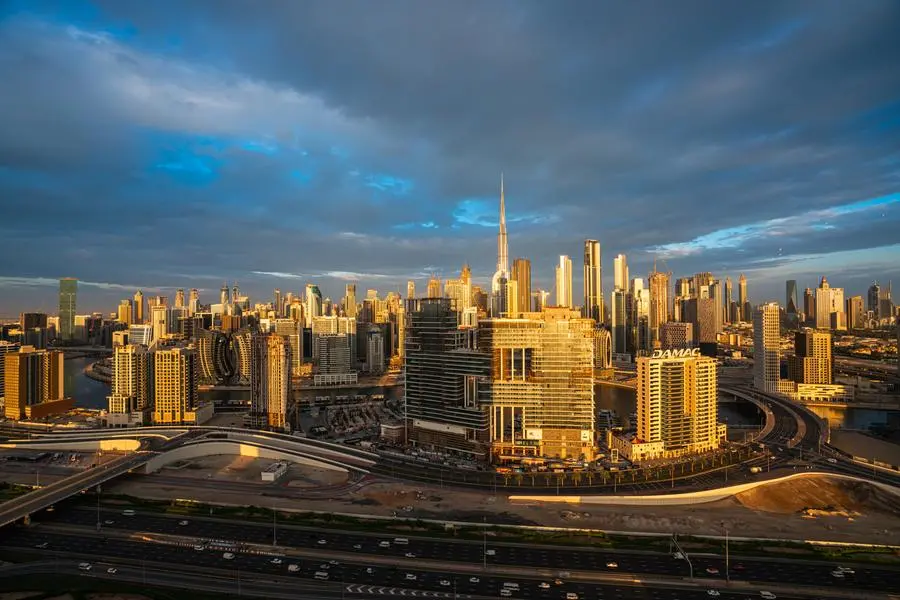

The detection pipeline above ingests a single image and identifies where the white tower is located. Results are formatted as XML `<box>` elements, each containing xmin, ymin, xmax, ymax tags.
<box><xmin>491</xmin><ymin>174</ymin><xmax>510</xmax><ymax>316</ymax></box>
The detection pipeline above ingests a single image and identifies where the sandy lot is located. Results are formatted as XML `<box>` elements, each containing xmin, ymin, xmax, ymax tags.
<box><xmin>159</xmin><ymin>455</ymin><xmax>349</xmax><ymax>487</ymax></box>
<box><xmin>107</xmin><ymin>465</ymin><xmax>900</xmax><ymax>545</ymax></box>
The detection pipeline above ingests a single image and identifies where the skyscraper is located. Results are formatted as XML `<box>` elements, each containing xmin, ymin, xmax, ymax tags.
<box><xmin>3</xmin><ymin>347</ymin><xmax>66</xmax><ymax>420</ymax></box>
<box><xmin>151</xmin><ymin>304</ymin><xmax>168</xmax><ymax>342</ymax></box>
<box><xmin>847</xmin><ymin>296</ymin><xmax>864</xmax><ymax>330</ymax></box>
<box><xmin>407</xmin><ymin>280</ymin><xmax>416</xmax><ymax>300</ymax></box>
<box><xmin>427</xmin><ymin>274</ymin><xmax>443</xmax><ymax>299</ymax></box>
<box><xmin>134</xmin><ymin>290</ymin><xmax>144</xmax><ymax>324</ymax></box>
<box><xmin>175</xmin><ymin>288</ymin><xmax>185</xmax><ymax>308</ymax></box>
<box><xmin>753</xmin><ymin>302</ymin><xmax>781</xmax><ymax>394</ymax></box>
<box><xmin>611</xmin><ymin>289</ymin><xmax>628</xmax><ymax>354</ymax></box>
<box><xmin>613</xmin><ymin>254</ymin><xmax>629</xmax><ymax>291</ymax></box>
<box><xmin>786</xmin><ymin>280</ymin><xmax>799</xmax><ymax>314</ymax></box>
<box><xmin>583</xmin><ymin>240</ymin><xmax>603</xmax><ymax>323</ymax></box>
<box><xmin>815</xmin><ymin>276</ymin><xmax>844</xmax><ymax>329</ymax></box>
<box><xmin>58</xmin><ymin>278</ymin><xmax>77</xmax><ymax>341</ymax></box>
<box><xmin>868</xmin><ymin>282</ymin><xmax>881</xmax><ymax>318</ymax></box>
<box><xmin>789</xmin><ymin>329</ymin><xmax>832</xmax><ymax>385</ymax></box>
<box><xmin>107</xmin><ymin>344</ymin><xmax>153</xmax><ymax>424</ymax></box>
<box><xmin>724</xmin><ymin>277</ymin><xmax>733</xmax><ymax>324</ymax></box>
<box><xmin>555</xmin><ymin>255</ymin><xmax>573</xmax><ymax>308</ymax></box>
<box><xmin>305</xmin><ymin>284</ymin><xmax>323</xmax><ymax>328</ymax></box>
<box><xmin>343</xmin><ymin>284</ymin><xmax>358</xmax><ymax>318</ymax></box>
<box><xmin>511</xmin><ymin>258</ymin><xmax>532</xmax><ymax>317</ymax></box>
<box><xmin>250</xmin><ymin>333</ymin><xmax>291</xmax><ymax>431</ymax></box>
<box><xmin>491</xmin><ymin>175</ymin><xmax>510</xmax><ymax>317</ymax></box>
<box><xmin>648</xmin><ymin>270</ymin><xmax>670</xmax><ymax>347</ymax></box>
<box><xmin>803</xmin><ymin>287</ymin><xmax>815</xmax><ymax>323</ymax></box>
<box><xmin>738</xmin><ymin>273</ymin><xmax>749</xmax><ymax>321</ymax></box>
<box><xmin>152</xmin><ymin>347</ymin><xmax>199</xmax><ymax>425</ymax></box>
<box><xmin>188</xmin><ymin>288</ymin><xmax>200</xmax><ymax>315</ymax></box>
<box><xmin>635</xmin><ymin>349</ymin><xmax>720</xmax><ymax>457</ymax></box>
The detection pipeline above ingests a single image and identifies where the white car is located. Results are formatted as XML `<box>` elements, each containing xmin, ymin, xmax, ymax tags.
<box><xmin>566</xmin><ymin>594</ymin><xmax>579</xmax><ymax>600</ymax></box>
<box><xmin>831</xmin><ymin>570</ymin><xmax>845</xmax><ymax>578</ymax></box>
<box><xmin>271</xmin><ymin>558</ymin><xmax>283</xmax><ymax>565</ymax></box>
<box><xmin>469</xmin><ymin>577</ymin><xmax>480</xmax><ymax>583</ymax></box>
<box><xmin>107</xmin><ymin>567</ymin><xmax>117</xmax><ymax>575</ymax></box>
<box><xmin>486</xmin><ymin>549</ymin><xmax>496</xmax><ymax>556</ymax></box>
<box><xmin>760</xmin><ymin>593</ymin><xmax>777</xmax><ymax>600</ymax></box>
<box><xmin>826</xmin><ymin>458</ymin><xmax>837</xmax><ymax>464</ymax></box>
<box><xmin>366</xmin><ymin>567</ymin><xmax>375</xmax><ymax>575</ymax></box>
<box><xmin>405</xmin><ymin>552</ymin><xmax>416</xmax><ymax>558</ymax></box>
<box><xmin>223</xmin><ymin>553</ymin><xmax>235</xmax><ymax>560</ymax></box>
<box><xmin>179</xmin><ymin>520</ymin><xmax>190</xmax><ymax>526</ymax></box>
<box><xmin>439</xmin><ymin>580</ymin><xmax>451</xmax><ymax>587</ymax></box>
<box><xmin>193</xmin><ymin>545</ymin><xmax>205</xmax><ymax>551</ymax></box>
<box><xmin>78</xmin><ymin>563</ymin><xmax>92</xmax><ymax>571</ymax></box>
<box><xmin>329</xmin><ymin>560</ymin><xmax>339</xmax><ymax>566</ymax></box>
<box><xmin>104</xmin><ymin>520</ymin><xmax>114</xmax><ymax>525</ymax></box>
<box><xmin>379</xmin><ymin>541</ymin><xmax>391</xmax><ymax>548</ymax></box>
<box><xmin>707</xmin><ymin>591</ymin><xmax>720</xmax><ymax>597</ymax></box>
<box><xmin>606</xmin><ymin>562</ymin><xmax>618</xmax><ymax>568</ymax></box>
<box><xmin>353</xmin><ymin>544</ymin><xmax>362</xmax><ymax>550</ymax></box>
<box><xmin>34</xmin><ymin>543</ymin><xmax>48</xmax><ymax>549</ymax></box>
<box><xmin>538</xmin><ymin>582</ymin><xmax>550</xmax><ymax>589</ymax></box>
<box><xmin>405</xmin><ymin>573</ymin><xmax>417</xmax><ymax>581</ymax></box>
<box><xmin>317</xmin><ymin>539</ymin><xmax>327</xmax><ymax>545</ymax></box>
<box><xmin>288</xmin><ymin>564</ymin><xmax>300</xmax><ymax>572</ymax></box>
<box><xmin>836</xmin><ymin>566</ymin><xmax>855</xmax><ymax>575</ymax></box>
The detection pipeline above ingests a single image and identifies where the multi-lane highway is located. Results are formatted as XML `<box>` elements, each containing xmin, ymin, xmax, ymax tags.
<box><xmin>8</xmin><ymin>503</ymin><xmax>898</xmax><ymax>597</ymax></box>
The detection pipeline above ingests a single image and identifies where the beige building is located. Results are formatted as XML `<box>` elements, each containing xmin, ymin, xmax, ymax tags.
<box><xmin>152</xmin><ymin>347</ymin><xmax>201</xmax><ymax>425</ymax></box>
<box><xmin>788</xmin><ymin>329</ymin><xmax>832</xmax><ymax>385</ymax></box>
<box><xmin>753</xmin><ymin>302</ymin><xmax>781</xmax><ymax>394</ymax></box>
<box><xmin>648</xmin><ymin>270</ymin><xmax>670</xmax><ymax>347</ymax></box>
<box><xmin>480</xmin><ymin>307</ymin><xmax>595</xmax><ymax>460</ymax></box>
<box><xmin>625</xmin><ymin>348</ymin><xmax>723</xmax><ymax>461</ymax></box>
<box><xmin>3</xmin><ymin>346</ymin><xmax>68</xmax><ymax>420</ymax></box>
<box><xmin>107</xmin><ymin>344</ymin><xmax>153</xmax><ymax>426</ymax></box>
<box><xmin>250</xmin><ymin>333</ymin><xmax>291</xmax><ymax>431</ymax></box>
<box><xmin>554</xmin><ymin>255</ymin><xmax>573</xmax><ymax>308</ymax></box>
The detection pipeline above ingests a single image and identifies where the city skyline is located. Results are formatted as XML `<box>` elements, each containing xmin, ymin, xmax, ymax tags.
<box><xmin>1</xmin><ymin>2</ymin><xmax>899</xmax><ymax>314</ymax></box>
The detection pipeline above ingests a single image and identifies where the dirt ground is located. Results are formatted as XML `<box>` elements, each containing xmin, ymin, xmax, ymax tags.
<box><xmin>159</xmin><ymin>455</ymin><xmax>348</xmax><ymax>487</ymax></box>
<box><xmin>107</xmin><ymin>468</ymin><xmax>900</xmax><ymax>545</ymax></box>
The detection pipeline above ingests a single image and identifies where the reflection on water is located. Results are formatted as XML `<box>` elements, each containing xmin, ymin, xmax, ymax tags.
<box><xmin>64</xmin><ymin>357</ymin><xmax>110</xmax><ymax>410</ymax></box>
<box><xmin>808</xmin><ymin>405</ymin><xmax>900</xmax><ymax>431</ymax></box>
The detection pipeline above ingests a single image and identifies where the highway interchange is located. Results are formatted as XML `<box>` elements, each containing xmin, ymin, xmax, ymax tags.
<box><xmin>1</xmin><ymin>503</ymin><xmax>898</xmax><ymax>599</ymax></box>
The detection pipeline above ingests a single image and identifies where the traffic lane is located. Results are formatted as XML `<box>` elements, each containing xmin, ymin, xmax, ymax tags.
<box><xmin>38</xmin><ymin>506</ymin><xmax>900</xmax><ymax>592</ymax></box>
<box><xmin>0</xmin><ymin>528</ymin><xmax>807</xmax><ymax>600</ymax></box>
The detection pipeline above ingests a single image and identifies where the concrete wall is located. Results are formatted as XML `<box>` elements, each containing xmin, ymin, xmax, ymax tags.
<box><xmin>0</xmin><ymin>439</ymin><xmax>142</xmax><ymax>452</ymax></box>
<box><xmin>509</xmin><ymin>471</ymin><xmax>900</xmax><ymax>506</ymax></box>
<box><xmin>142</xmin><ymin>441</ymin><xmax>348</xmax><ymax>474</ymax></box>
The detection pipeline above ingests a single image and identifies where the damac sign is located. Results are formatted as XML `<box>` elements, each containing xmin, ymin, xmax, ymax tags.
<box><xmin>651</xmin><ymin>348</ymin><xmax>701</xmax><ymax>359</ymax></box>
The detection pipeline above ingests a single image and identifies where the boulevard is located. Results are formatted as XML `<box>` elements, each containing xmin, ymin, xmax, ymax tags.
<box><xmin>2</xmin><ymin>502</ymin><xmax>898</xmax><ymax>598</ymax></box>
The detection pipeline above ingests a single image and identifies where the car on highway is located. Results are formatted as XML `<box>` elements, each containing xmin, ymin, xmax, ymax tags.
<box><xmin>222</xmin><ymin>552</ymin><xmax>235</xmax><ymax>560</ymax></box>
<box><xmin>353</xmin><ymin>543</ymin><xmax>362</xmax><ymax>549</ymax></box>
<box><xmin>705</xmin><ymin>567</ymin><xmax>720</xmax><ymax>575</ymax></box>
<box><xmin>405</xmin><ymin>573</ymin><xmax>417</xmax><ymax>581</ymax></box>
<box><xmin>314</xmin><ymin>571</ymin><xmax>329</xmax><ymax>580</ymax></box>
<box><xmin>270</xmin><ymin>558</ymin><xmax>282</xmax><ymax>565</ymax></box>
<box><xmin>831</xmin><ymin>570</ymin><xmax>845</xmax><ymax>578</ymax></box>
<box><xmin>503</xmin><ymin>583</ymin><xmax>519</xmax><ymax>591</ymax></box>
<box><xmin>565</xmin><ymin>593</ymin><xmax>579</xmax><ymax>600</ymax></box>
<box><xmin>317</xmin><ymin>539</ymin><xmax>327</xmax><ymax>545</ymax></box>
<box><xmin>122</xmin><ymin>509</ymin><xmax>135</xmax><ymax>516</ymax></box>
<box><xmin>707</xmin><ymin>591</ymin><xmax>720</xmax><ymax>597</ymax></box>
<box><xmin>78</xmin><ymin>563</ymin><xmax>92</xmax><ymax>571</ymax></box>
<box><xmin>606</xmin><ymin>561</ymin><xmax>618</xmax><ymax>568</ymax></box>
<box><xmin>759</xmin><ymin>592</ymin><xmax>777</xmax><ymax>599</ymax></box>
<box><xmin>328</xmin><ymin>560</ymin><xmax>339</xmax><ymax>566</ymax></box>
<box><xmin>34</xmin><ymin>542</ymin><xmax>48</xmax><ymax>549</ymax></box>
<box><xmin>378</xmin><ymin>541</ymin><xmax>391</xmax><ymax>548</ymax></box>
<box><xmin>192</xmin><ymin>545</ymin><xmax>205</xmax><ymax>551</ymax></box>
<box><xmin>103</xmin><ymin>520</ymin><xmax>114</xmax><ymax>525</ymax></box>
<box><xmin>439</xmin><ymin>580</ymin><xmax>450</xmax><ymax>587</ymax></box>
<box><xmin>106</xmin><ymin>567</ymin><xmax>117</xmax><ymax>575</ymax></box>
<box><xmin>553</xmin><ymin>579</ymin><xmax>563</xmax><ymax>586</ymax></box>
<box><xmin>500</xmin><ymin>590</ymin><xmax>512</xmax><ymax>598</ymax></box>
<box><xmin>179</xmin><ymin>520</ymin><xmax>190</xmax><ymax>526</ymax></box>
<box><xmin>469</xmin><ymin>577</ymin><xmax>480</xmax><ymax>583</ymax></box>
<box><xmin>673</xmin><ymin>552</ymin><xmax>684</xmax><ymax>560</ymax></box>
<box><xmin>538</xmin><ymin>582</ymin><xmax>550</xmax><ymax>589</ymax></box>
<box><xmin>836</xmin><ymin>566</ymin><xmax>855</xmax><ymax>575</ymax></box>
<box><xmin>366</xmin><ymin>567</ymin><xmax>375</xmax><ymax>575</ymax></box>
<box><xmin>485</xmin><ymin>549</ymin><xmax>496</xmax><ymax>556</ymax></box>
<box><xmin>288</xmin><ymin>564</ymin><xmax>300</xmax><ymax>572</ymax></box>
<box><xmin>404</xmin><ymin>552</ymin><xmax>416</xmax><ymax>558</ymax></box>
<box><xmin>827</xmin><ymin>458</ymin><xmax>837</xmax><ymax>464</ymax></box>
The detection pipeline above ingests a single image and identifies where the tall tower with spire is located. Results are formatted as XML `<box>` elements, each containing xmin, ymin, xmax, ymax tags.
<box><xmin>491</xmin><ymin>174</ymin><xmax>510</xmax><ymax>317</ymax></box>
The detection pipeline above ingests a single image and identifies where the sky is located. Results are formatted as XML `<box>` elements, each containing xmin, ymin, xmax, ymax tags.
<box><xmin>1</xmin><ymin>1</ymin><xmax>899</xmax><ymax>317</ymax></box>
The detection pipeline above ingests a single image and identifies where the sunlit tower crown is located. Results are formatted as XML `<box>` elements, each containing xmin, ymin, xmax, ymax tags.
<box><xmin>490</xmin><ymin>174</ymin><xmax>510</xmax><ymax>316</ymax></box>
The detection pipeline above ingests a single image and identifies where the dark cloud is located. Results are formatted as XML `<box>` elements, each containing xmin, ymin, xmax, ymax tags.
<box><xmin>0</xmin><ymin>0</ymin><xmax>899</xmax><ymax>316</ymax></box>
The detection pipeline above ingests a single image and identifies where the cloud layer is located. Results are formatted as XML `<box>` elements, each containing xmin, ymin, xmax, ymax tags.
<box><xmin>1</xmin><ymin>1</ymin><xmax>899</xmax><ymax>314</ymax></box>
